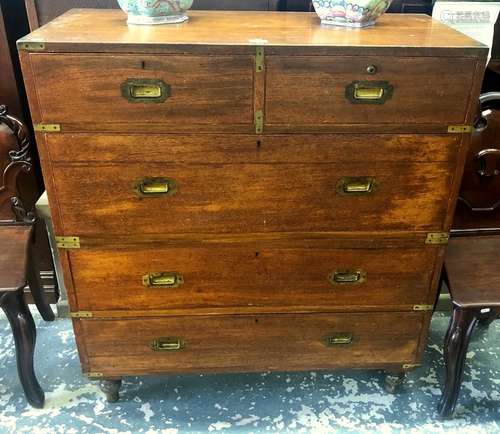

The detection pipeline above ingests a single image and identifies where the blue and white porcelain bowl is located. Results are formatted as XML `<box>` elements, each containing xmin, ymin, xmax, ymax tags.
<box><xmin>312</xmin><ymin>0</ymin><xmax>392</xmax><ymax>28</ymax></box>
<box><xmin>117</xmin><ymin>0</ymin><xmax>194</xmax><ymax>25</ymax></box>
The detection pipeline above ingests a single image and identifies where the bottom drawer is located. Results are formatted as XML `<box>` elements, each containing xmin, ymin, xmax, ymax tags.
<box><xmin>79</xmin><ymin>312</ymin><xmax>425</xmax><ymax>376</ymax></box>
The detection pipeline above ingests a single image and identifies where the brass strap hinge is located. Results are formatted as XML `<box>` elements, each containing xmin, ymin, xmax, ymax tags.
<box><xmin>256</xmin><ymin>46</ymin><xmax>265</xmax><ymax>72</ymax></box>
<box><xmin>18</xmin><ymin>41</ymin><xmax>45</xmax><ymax>51</ymax></box>
<box><xmin>255</xmin><ymin>110</ymin><xmax>264</xmax><ymax>134</ymax></box>
<box><xmin>425</xmin><ymin>232</ymin><xmax>450</xmax><ymax>245</ymax></box>
<box><xmin>56</xmin><ymin>236</ymin><xmax>80</xmax><ymax>249</ymax></box>
<box><xmin>86</xmin><ymin>372</ymin><xmax>104</xmax><ymax>379</ymax></box>
<box><xmin>34</xmin><ymin>123</ymin><xmax>61</xmax><ymax>133</ymax></box>
<box><xmin>70</xmin><ymin>311</ymin><xmax>93</xmax><ymax>318</ymax></box>
<box><xmin>448</xmin><ymin>125</ymin><xmax>472</xmax><ymax>133</ymax></box>
<box><xmin>413</xmin><ymin>304</ymin><xmax>433</xmax><ymax>311</ymax></box>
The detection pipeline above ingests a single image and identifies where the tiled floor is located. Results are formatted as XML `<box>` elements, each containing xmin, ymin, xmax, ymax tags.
<box><xmin>0</xmin><ymin>312</ymin><xmax>499</xmax><ymax>433</ymax></box>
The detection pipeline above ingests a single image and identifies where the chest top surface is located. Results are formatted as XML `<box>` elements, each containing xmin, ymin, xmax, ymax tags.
<box><xmin>18</xmin><ymin>9</ymin><xmax>486</xmax><ymax>55</ymax></box>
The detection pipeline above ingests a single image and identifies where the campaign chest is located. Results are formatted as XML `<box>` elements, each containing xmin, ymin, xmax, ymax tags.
<box><xmin>18</xmin><ymin>9</ymin><xmax>486</xmax><ymax>400</ymax></box>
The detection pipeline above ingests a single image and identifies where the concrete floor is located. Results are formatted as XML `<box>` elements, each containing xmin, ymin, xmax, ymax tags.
<box><xmin>0</xmin><ymin>312</ymin><xmax>499</xmax><ymax>433</ymax></box>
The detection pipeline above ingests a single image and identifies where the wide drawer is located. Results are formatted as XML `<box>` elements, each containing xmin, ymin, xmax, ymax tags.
<box><xmin>29</xmin><ymin>54</ymin><xmax>254</xmax><ymax>127</ymax></box>
<box><xmin>68</xmin><ymin>243</ymin><xmax>436</xmax><ymax>313</ymax></box>
<box><xmin>266</xmin><ymin>56</ymin><xmax>475</xmax><ymax>126</ymax></box>
<box><xmin>50</xmin><ymin>160</ymin><xmax>453</xmax><ymax>235</ymax></box>
<box><xmin>80</xmin><ymin>312</ymin><xmax>424</xmax><ymax>375</ymax></box>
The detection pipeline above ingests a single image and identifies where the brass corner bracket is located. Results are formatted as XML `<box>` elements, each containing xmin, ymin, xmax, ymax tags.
<box><xmin>18</xmin><ymin>41</ymin><xmax>45</xmax><ymax>52</ymax></box>
<box><xmin>34</xmin><ymin>123</ymin><xmax>61</xmax><ymax>133</ymax></box>
<box><xmin>255</xmin><ymin>110</ymin><xmax>264</xmax><ymax>134</ymax></box>
<box><xmin>413</xmin><ymin>304</ymin><xmax>433</xmax><ymax>311</ymax></box>
<box><xmin>256</xmin><ymin>46</ymin><xmax>265</xmax><ymax>72</ymax></box>
<box><xmin>70</xmin><ymin>311</ymin><xmax>93</xmax><ymax>318</ymax></box>
<box><xmin>425</xmin><ymin>232</ymin><xmax>449</xmax><ymax>245</ymax></box>
<box><xmin>55</xmin><ymin>236</ymin><xmax>80</xmax><ymax>249</ymax></box>
<box><xmin>448</xmin><ymin>125</ymin><xmax>472</xmax><ymax>133</ymax></box>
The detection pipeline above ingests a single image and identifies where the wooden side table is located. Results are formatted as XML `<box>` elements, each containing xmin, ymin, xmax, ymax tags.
<box><xmin>439</xmin><ymin>90</ymin><xmax>500</xmax><ymax>417</ymax></box>
<box><xmin>439</xmin><ymin>235</ymin><xmax>499</xmax><ymax>417</ymax></box>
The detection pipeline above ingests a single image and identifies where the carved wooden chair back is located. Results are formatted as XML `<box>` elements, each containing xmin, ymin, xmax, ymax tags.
<box><xmin>438</xmin><ymin>92</ymin><xmax>500</xmax><ymax>417</ymax></box>
<box><xmin>0</xmin><ymin>105</ymin><xmax>35</xmax><ymax>224</ymax></box>
<box><xmin>460</xmin><ymin>93</ymin><xmax>500</xmax><ymax>212</ymax></box>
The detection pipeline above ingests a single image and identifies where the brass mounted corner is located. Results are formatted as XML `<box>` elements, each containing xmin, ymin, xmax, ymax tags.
<box><xmin>413</xmin><ymin>304</ymin><xmax>433</xmax><ymax>311</ymax></box>
<box><xmin>255</xmin><ymin>110</ymin><xmax>264</xmax><ymax>134</ymax></box>
<box><xmin>447</xmin><ymin>125</ymin><xmax>472</xmax><ymax>133</ymax></box>
<box><xmin>70</xmin><ymin>311</ymin><xmax>93</xmax><ymax>318</ymax></box>
<box><xmin>55</xmin><ymin>236</ymin><xmax>80</xmax><ymax>249</ymax></box>
<box><xmin>255</xmin><ymin>46</ymin><xmax>265</xmax><ymax>72</ymax></box>
<box><xmin>425</xmin><ymin>232</ymin><xmax>449</xmax><ymax>245</ymax></box>
<box><xmin>18</xmin><ymin>41</ymin><xmax>45</xmax><ymax>52</ymax></box>
<box><xmin>34</xmin><ymin>123</ymin><xmax>61</xmax><ymax>133</ymax></box>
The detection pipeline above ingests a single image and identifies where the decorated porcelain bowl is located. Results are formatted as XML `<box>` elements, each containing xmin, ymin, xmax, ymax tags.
<box><xmin>312</xmin><ymin>0</ymin><xmax>392</xmax><ymax>28</ymax></box>
<box><xmin>117</xmin><ymin>0</ymin><xmax>194</xmax><ymax>25</ymax></box>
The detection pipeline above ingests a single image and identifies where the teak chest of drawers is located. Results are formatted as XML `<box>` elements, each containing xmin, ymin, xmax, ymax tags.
<box><xmin>18</xmin><ymin>9</ymin><xmax>486</xmax><ymax>401</ymax></box>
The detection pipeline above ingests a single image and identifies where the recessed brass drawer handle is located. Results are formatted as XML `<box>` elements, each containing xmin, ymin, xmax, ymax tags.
<box><xmin>133</xmin><ymin>177</ymin><xmax>177</xmax><ymax>197</ymax></box>
<box><xmin>323</xmin><ymin>333</ymin><xmax>353</xmax><ymax>346</ymax></box>
<box><xmin>121</xmin><ymin>78</ymin><xmax>171</xmax><ymax>103</ymax></box>
<box><xmin>142</xmin><ymin>272</ymin><xmax>184</xmax><ymax>288</ymax></box>
<box><xmin>329</xmin><ymin>269</ymin><xmax>366</xmax><ymax>285</ymax></box>
<box><xmin>345</xmin><ymin>80</ymin><xmax>393</xmax><ymax>104</ymax></box>
<box><xmin>151</xmin><ymin>337</ymin><xmax>184</xmax><ymax>351</ymax></box>
<box><xmin>336</xmin><ymin>177</ymin><xmax>376</xmax><ymax>195</ymax></box>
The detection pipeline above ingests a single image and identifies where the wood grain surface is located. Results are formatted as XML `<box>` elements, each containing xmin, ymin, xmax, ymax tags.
<box><xmin>68</xmin><ymin>243</ymin><xmax>437</xmax><ymax>313</ymax></box>
<box><xmin>446</xmin><ymin>236</ymin><xmax>500</xmax><ymax>307</ymax></box>
<box><xmin>50</xmin><ymin>160</ymin><xmax>454</xmax><ymax>235</ymax></box>
<box><xmin>29</xmin><ymin>54</ymin><xmax>254</xmax><ymax>126</ymax></box>
<box><xmin>18</xmin><ymin>10</ymin><xmax>486</xmax><ymax>54</ymax></box>
<box><xmin>44</xmin><ymin>133</ymin><xmax>461</xmax><ymax>164</ymax></box>
<box><xmin>266</xmin><ymin>56</ymin><xmax>475</xmax><ymax>126</ymax></box>
<box><xmin>0</xmin><ymin>226</ymin><xmax>31</xmax><ymax>291</ymax></box>
<box><xmin>81</xmin><ymin>312</ymin><xmax>423</xmax><ymax>375</ymax></box>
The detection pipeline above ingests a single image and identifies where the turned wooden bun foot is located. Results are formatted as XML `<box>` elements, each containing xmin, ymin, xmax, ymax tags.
<box><xmin>99</xmin><ymin>379</ymin><xmax>122</xmax><ymax>403</ymax></box>
<box><xmin>384</xmin><ymin>371</ymin><xmax>406</xmax><ymax>394</ymax></box>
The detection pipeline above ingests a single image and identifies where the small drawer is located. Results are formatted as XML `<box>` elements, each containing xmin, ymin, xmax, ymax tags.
<box><xmin>69</xmin><ymin>243</ymin><xmax>436</xmax><ymax>313</ymax></box>
<box><xmin>266</xmin><ymin>56</ymin><xmax>475</xmax><ymax>126</ymax></box>
<box><xmin>29</xmin><ymin>54</ymin><xmax>254</xmax><ymax>128</ymax></box>
<box><xmin>80</xmin><ymin>312</ymin><xmax>424</xmax><ymax>375</ymax></box>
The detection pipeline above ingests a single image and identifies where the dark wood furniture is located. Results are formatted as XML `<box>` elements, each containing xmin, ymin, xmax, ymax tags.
<box><xmin>18</xmin><ymin>10</ymin><xmax>486</xmax><ymax>402</ymax></box>
<box><xmin>439</xmin><ymin>235</ymin><xmax>500</xmax><ymax>418</ymax></box>
<box><xmin>438</xmin><ymin>91</ymin><xmax>500</xmax><ymax>418</ymax></box>
<box><xmin>0</xmin><ymin>0</ymin><xmax>59</xmax><ymax>306</ymax></box>
<box><xmin>0</xmin><ymin>1</ymin><xmax>28</xmax><ymax>120</ymax></box>
<box><xmin>0</xmin><ymin>105</ymin><xmax>55</xmax><ymax>408</ymax></box>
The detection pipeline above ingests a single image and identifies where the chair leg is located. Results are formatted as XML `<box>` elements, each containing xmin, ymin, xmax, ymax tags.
<box><xmin>27</xmin><ymin>223</ymin><xmax>55</xmax><ymax>322</ymax></box>
<box><xmin>0</xmin><ymin>290</ymin><xmax>45</xmax><ymax>408</ymax></box>
<box><xmin>437</xmin><ymin>305</ymin><xmax>477</xmax><ymax>418</ymax></box>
